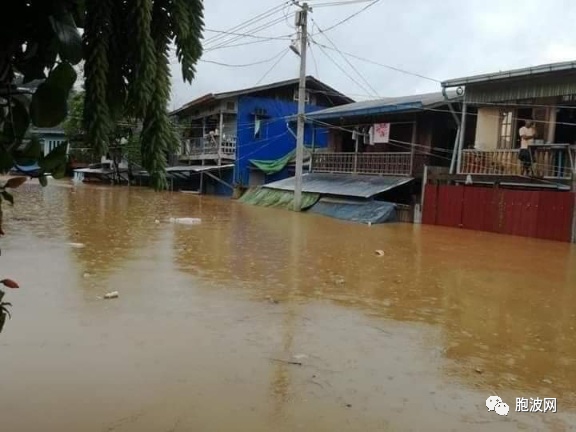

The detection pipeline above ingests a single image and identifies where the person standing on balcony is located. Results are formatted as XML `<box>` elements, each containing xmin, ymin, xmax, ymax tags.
<box><xmin>519</xmin><ymin>120</ymin><xmax>537</xmax><ymax>176</ymax></box>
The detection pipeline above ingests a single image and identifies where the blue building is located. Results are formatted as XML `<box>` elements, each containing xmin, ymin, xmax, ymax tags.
<box><xmin>169</xmin><ymin>76</ymin><xmax>353</xmax><ymax>195</ymax></box>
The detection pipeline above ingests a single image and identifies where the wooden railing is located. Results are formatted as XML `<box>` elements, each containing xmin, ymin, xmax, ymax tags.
<box><xmin>312</xmin><ymin>152</ymin><xmax>413</xmax><ymax>176</ymax></box>
<box><xmin>460</xmin><ymin>145</ymin><xmax>575</xmax><ymax>180</ymax></box>
<box><xmin>179</xmin><ymin>136</ymin><xmax>236</xmax><ymax>160</ymax></box>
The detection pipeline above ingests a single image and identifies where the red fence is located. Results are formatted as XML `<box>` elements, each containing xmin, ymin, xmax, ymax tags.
<box><xmin>423</xmin><ymin>185</ymin><xmax>575</xmax><ymax>242</ymax></box>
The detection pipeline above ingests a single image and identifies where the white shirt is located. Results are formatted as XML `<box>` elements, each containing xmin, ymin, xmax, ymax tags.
<box><xmin>519</xmin><ymin>126</ymin><xmax>536</xmax><ymax>149</ymax></box>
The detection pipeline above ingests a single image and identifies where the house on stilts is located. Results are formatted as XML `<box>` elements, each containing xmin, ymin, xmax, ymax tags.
<box><xmin>167</xmin><ymin>76</ymin><xmax>352</xmax><ymax>195</ymax></box>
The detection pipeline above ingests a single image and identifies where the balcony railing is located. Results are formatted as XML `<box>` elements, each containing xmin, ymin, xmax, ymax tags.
<box><xmin>312</xmin><ymin>152</ymin><xmax>413</xmax><ymax>176</ymax></box>
<box><xmin>179</xmin><ymin>136</ymin><xmax>237</xmax><ymax>160</ymax></box>
<box><xmin>460</xmin><ymin>144</ymin><xmax>575</xmax><ymax>180</ymax></box>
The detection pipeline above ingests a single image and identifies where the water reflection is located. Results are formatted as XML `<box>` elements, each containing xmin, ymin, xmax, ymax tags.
<box><xmin>172</xmin><ymin>198</ymin><xmax>576</xmax><ymax>408</ymax></box>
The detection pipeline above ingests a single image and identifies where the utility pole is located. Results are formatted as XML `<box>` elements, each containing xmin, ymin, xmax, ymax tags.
<box><xmin>293</xmin><ymin>2</ymin><xmax>309</xmax><ymax>211</ymax></box>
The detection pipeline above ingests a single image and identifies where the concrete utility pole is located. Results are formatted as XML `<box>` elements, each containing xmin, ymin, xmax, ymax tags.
<box><xmin>293</xmin><ymin>2</ymin><xmax>309</xmax><ymax>211</ymax></box>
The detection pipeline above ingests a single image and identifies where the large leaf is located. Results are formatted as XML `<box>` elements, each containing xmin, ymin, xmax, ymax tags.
<box><xmin>5</xmin><ymin>177</ymin><xmax>28</xmax><ymax>189</ymax></box>
<box><xmin>20</xmin><ymin>136</ymin><xmax>43</xmax><ymax>161</ymax></box>
<box><xmin>1</xmin><ymin>192</ymin><xmax>14</xmax><ymax>206</ymax></box>
<box><xmin>30</xmin><ymin>84</ymin><xmax>68</xmax><ymax>127</ymax></box>
<box><xmin>2</xmin><ymin>96</ymin><xmax>31</xmax><ymax>143</ymax></box>
<box><xmin>0</xmin><ymin>147</ymin><xmax>14</xmax><ymax>173</ymax></box>
<box><xmin>39</xmin><ymin>141</ymin><xmax>68</xmax><ymax>172</ymax></box>
<box><xmin>49</xmin><ymin>13</ymin><xmax>83</xmax><ymax>65</ymax></box>
<box><xmin>30</xmin><ymin>63</ymin><xmax>77</xmax><ymax>127</ymax></box>
<box><xmin>52</xmin><ymin>163</ymin><xmax>67</xmax><ymax>179</ymax></box>
<box><xmin>47</xmin><ymin>62</ymin><xmax>78</xmax><ymax>93</ymax></box>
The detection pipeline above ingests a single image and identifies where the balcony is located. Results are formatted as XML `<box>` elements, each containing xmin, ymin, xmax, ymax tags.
<box><xmin>460</xmin><ymin>144</ymin><xmax>576</xmax><ymax>180</ymax></box>
<box><xmin>178</xmin><ymin>136</ymin><xmax>237</xmax><ymax>161</ymax></box>
<box><xmin>311</xmin><ymin>152</ymin><xmax>417</xmax><ymax>176</ymax></box>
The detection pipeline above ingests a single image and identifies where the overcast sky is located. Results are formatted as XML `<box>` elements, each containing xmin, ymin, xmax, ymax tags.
<box><xmin>168</xmin><ymin>0</ymin><xmax>576</xmax><ymax>110</ymax></box>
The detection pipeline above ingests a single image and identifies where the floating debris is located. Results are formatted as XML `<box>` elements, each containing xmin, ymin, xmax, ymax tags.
<box><xmin>68</xmin><ymin>242</ymin><xmax>85</xmax><ymax>248</ymax></box>
<box><xmin>375</xmin><ymin>250</ymin><xmax>385</xmax><ymax>257</ymax></box>
<box><xmin>103</xmin><ymin>291</ymin><xmax>119</xmax><ymax>299</ymax></box>
<box><xmin>169</xmin><ymin>217</ymin><xmax>201</xmax><ymax>225</ymax></box>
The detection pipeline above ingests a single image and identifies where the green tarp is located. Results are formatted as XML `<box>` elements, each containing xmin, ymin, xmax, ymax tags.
<box><xmin>250</xmin><ymin>149</ymin><xmax>296</xmax><ymax>175</ymax></box>
<box><xmin>238</xmin><ymin>186</ymin><xmax>319</xmax><ymax>210</ymax></box>
<box><xmin>249</xmin><ymin>146</ymin><xmax>314</xmax><ymax>175</ymax></box>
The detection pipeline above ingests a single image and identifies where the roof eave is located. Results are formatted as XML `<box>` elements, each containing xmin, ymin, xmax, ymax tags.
<box><xmin>442</xmin><ymin>61</ymin><xmax>576</xmax><ymax>88</ymax></box>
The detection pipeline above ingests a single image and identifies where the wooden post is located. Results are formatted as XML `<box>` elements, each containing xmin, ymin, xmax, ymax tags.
<box><xmin>218</xmin><ymin>110</ymin><xmax>224</xmax><ymax>166</ymax></box>
<box><xmin>353</xmin><ymin>129</ymin><xmax>359</xmax><ymax>174</ymax></box>
<box><xmin>410</xmin><ymin>120</ymin><xmax>417</xmax><ymax>176</ymax></box>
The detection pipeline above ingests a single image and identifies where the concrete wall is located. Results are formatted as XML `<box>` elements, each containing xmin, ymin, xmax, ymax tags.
<box><xmin>474</xmin><ymin>107</ymin><xmax>500</xmax><ymax>150</ymax></box>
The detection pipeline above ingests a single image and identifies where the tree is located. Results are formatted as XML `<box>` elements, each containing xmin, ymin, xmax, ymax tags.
<box><xmin>0</xmin><ymin>0</ymin><xmax>204</xmax><ymax>333</ymax></box>
<box><xmin>1</xmin><ymin>0</ymin><xmax>204</xmax><ymax>189</ymax></box>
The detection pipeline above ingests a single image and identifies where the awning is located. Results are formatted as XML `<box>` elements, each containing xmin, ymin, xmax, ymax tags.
<box><xmin>263</xmin><ymin>173</ymin><xmax>413</xmax><ymax>199</ymax></box>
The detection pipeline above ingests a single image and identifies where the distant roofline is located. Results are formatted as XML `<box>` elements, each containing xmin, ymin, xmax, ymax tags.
<box><xmin>442</xmin><ymin>60</ymin><xmax>576</xmax><ymax>88</ymax></box>
<box><xmin>169</xmin><ymin>76</ymin><xmax>354</xmax><ymax>116</ymax></box>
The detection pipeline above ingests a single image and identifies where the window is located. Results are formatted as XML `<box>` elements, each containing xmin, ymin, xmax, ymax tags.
<box><xmin>498</xmin><ymin>110</ymin><xmax>514</xmax><ymax>149</ymax></box>
<box><xmin>293</xmin><ymin>89</ymin><xmax>310</xmax><ymax>103</ymax></box>
<box><xmin>254</xmin><ymin>116</ymin><xmax>262</xmax><ymax>139</ymax></box>
<box><xmin>226</xmin><ymin>101</ymin><xmax>235</xmax><ymax>111</ymax></box>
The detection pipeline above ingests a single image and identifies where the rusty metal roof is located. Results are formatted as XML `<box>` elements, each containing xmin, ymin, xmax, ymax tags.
<box><xmin>262</xmin><ymin>173</ymin><xmax>413</xmax><ymax>198</ymax></box>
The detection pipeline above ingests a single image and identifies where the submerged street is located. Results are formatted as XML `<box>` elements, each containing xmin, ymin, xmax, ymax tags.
<box><xmin>1</xmin><ymin>181</ymin><xmax>576</xmax><ymax>431</ymax></box>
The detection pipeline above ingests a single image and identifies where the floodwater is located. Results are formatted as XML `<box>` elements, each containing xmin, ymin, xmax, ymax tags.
<box><xmin>1</xmin><ymin>181</ymin><xmax>576</xmax><ymax>432</ymax></box>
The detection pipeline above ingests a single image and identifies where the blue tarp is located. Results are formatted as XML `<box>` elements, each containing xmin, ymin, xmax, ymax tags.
<box><xmin>13</xmin><ymin>163</ymin><xmax>41</xmax><ymax>174</ymax></box>
<box><xmin>308</xmin><ymin>198</ymin><xmax>397</xmax><ymax>224</ymax></box>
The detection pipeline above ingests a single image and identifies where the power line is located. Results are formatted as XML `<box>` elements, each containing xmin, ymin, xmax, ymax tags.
<box><xmin>310</xmin><ymin>21</ymin><xmax>379</xmax><ymax>97</ymax></box>
<box><xmin>316</xmin><ymin>0</ymin><xmax>380</xmax><ymax>32</ymax></box>
<box><xmin>200</xmin><ymin>49</ymin><xmax>290</xmax><ymax>68</ymax></box>
<box><xmin>205</xmin><ymin>37</ymin><xmax>289</xmax><ymax>52</ymax></box>
<box><xmin>208</xmin><ymin>14</ymin><xmax>295</xmax><ymax>51</ymax></box>
<box><xmin>204</xmin><ymin>28</ymin><xmax>292</xmax><ymax>41</ymax></box>
<box><xmin>313</xmin><ymin>38</ymin><xmax>376</xmax><ymax>99</ymax></box>
<box><xmin>202</xmin><ymin>2</ymin><xmax>289</xmax><ymax>47</ymax></box>
<box><xmin>312</xmin><ymin>40</ymin><xmax>440</xmax><ymax>83</ymax></box>
<box><xmin>255</xmin><ymin>49</ymin><xmax>291</xmax><ymax>85</ymax></box>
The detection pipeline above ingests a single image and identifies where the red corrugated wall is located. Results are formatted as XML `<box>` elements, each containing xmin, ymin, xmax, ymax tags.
<box><xmin>423</xmin><ymin>185</ymin><xmax>575</xmax><ymax>242</ymax></box>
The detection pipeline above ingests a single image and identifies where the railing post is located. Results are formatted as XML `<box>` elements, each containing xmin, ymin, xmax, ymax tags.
<box><xmin>410</xmin><ymin>121</ymin><xmax>417</xmax><ymax>176</ymax></box>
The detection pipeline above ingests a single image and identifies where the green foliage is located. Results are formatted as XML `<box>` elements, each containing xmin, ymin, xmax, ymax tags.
<box><xmin>83</xmin><ymin>0</ymin><xmax>204</xmax><ymax>189</ymax></box>
<box><xmin>1</xmin><ymin>0</ymin><xmax>204</xmax><ymax>190</ymax></box>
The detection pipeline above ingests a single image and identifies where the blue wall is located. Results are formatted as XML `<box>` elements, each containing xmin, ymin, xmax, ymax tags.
<box><xmin>235</xmin><ymin>96</ymin><xmax>328</xmax><ymax>186</ymax></box>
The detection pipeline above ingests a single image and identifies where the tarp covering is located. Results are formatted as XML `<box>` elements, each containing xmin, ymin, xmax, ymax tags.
<box><xmin>250</xmin><ymin>150</ymin><xmax>296</xmax><ymax>174</ymax></box>
<box><xmin>308</xmin><ymin>197</ymin><xmax>397</xmax><ymax>224</ymax></box>
<box><xmin>249</xmin><ymin>146</ymin><xmax>314</xmax><ymax>175</ymax></box>
<box><xmin>264</xmin><ymin>173</ymin><xmax>414</xmax><ymax>199</ymax></box>
<box><xmin>14</xmin><ymin>163</ymin><xmax>41</xmax><ymax>173</ymax></box>
<box><xmin>238</xmin><ymin>186</ymin><xmax>319</xmax><ymax>210</ymax></box>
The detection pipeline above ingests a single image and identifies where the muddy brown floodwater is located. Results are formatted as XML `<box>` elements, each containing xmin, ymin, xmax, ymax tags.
<box><xmin>1</xmin><ymin>181</ymin><xmax>576</xmax><ymax>431</ymax></box>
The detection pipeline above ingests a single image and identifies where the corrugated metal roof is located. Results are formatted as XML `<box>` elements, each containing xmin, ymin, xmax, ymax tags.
<box><xmin>442</xmin><ymin>60</ymin><xmax>576</xmax><ymax>88</ymax></box>
<box><xmin>462</xmin><ymin>73</ymin><xmax>576</xmax><ymax>103</ymax></box>
<box><xmin>262</xmin><ymin>173</ymin><xmax>413</xmax><ymax>198</ymax></box>
<box><xmin>170</xmin><ymin>76</ymin><xmax>354</xmax><ymax>116</ymax></box>
<box><xmin>305</xmin><ymin>91</ymin><xmax>460</xmax><ymax>121</ymax></box>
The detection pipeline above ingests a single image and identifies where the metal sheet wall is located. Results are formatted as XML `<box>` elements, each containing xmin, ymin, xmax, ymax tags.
<box><xmin>423</xmin><ymin>185</ymin><xmax>575</xmax><ymax>242</ymax></box>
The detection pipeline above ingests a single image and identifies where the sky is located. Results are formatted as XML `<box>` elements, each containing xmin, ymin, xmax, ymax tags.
<box><xmin>168</xmin><ymin>0</ymin><xmax>576</xmax><ymax>110</ymax></box>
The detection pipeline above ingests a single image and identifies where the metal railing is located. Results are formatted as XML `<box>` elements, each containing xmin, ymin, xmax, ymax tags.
<box><xmin>312</xmin><ymin>152</ymin><xmax>413</xmax><ymax>176</ymax></box>
<box><xmin>460</xmin><ymin>145</ymin><xmax>575</xmax><ymax>179</ymax></box>
<box><xmin>179</xmin><ymin>136</ymin><xmax>237</xmax><ymax>160</ymax></box>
